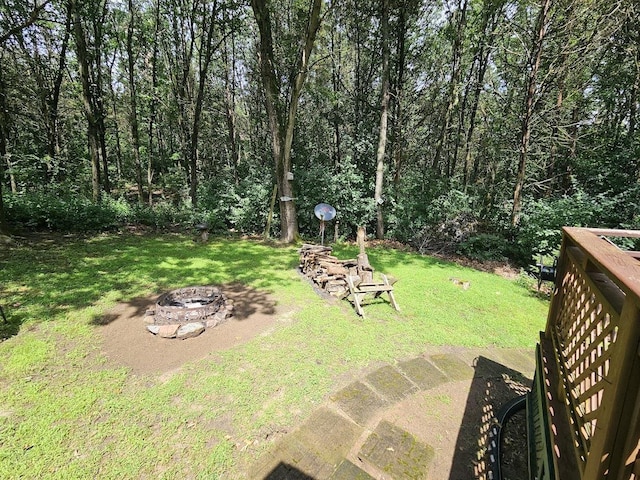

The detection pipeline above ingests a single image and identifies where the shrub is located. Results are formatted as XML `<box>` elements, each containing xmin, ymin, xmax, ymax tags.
<box><xmin>395</xmin><ymin>188</ymin><xmax>480</xmax><ymax>254</ymax></box>
<box><xmin>514</xmin><ymin>188</ymin><xmax>621</xmax><ymax>264</ymax></box>
<box><xmin>456</xmin><ymin>233</ymin><xmax>510</xmax><ymax>262</ymax></box>
<box><xmin>4</xmin><ymin>190</ymin><xmax>195</xmax><ymax>233</ymax></box>
<box><xmin>295</xmin><ymin>159</ymin><xmax>375</xmax><ymax>239</ymax></box>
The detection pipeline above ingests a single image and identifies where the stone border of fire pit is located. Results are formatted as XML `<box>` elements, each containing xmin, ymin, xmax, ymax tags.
<box><xmin>144</xmin><ymin>286</ymin><xmax>234</xmax><ymax>339</ymax></box>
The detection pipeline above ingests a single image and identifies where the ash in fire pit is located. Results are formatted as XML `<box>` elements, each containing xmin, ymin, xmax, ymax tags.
<box><xmin>145</xmin><ymin>286</ymin><xmax>233</xmax><ymax>339</ymax></box>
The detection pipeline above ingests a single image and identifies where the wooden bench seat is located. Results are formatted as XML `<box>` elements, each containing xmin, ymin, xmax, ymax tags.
<box><xmin>346</xmin><ymin>274</ymin><xmax>399</xmax><ymax>317</ymax></box>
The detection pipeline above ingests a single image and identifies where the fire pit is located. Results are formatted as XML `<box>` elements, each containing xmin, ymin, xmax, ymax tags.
<box><xmin>145</xmin><ymin>286</ymin><xmax>233</xmax><ymax>339</ymax></box>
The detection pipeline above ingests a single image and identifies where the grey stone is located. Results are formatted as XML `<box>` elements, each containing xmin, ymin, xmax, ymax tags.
<box><xmin>176</xmin><ymin>322</ymin><xmax>205</xmax><ymax>339</ymax></box>
<box><xmin>157</xmin><ymin>323</ymin><xmax>180</xmax><ymax>338</ymax></box>
<box><xmin>205</xmin><ymin>317</ymin><xmax>219</xmax><ymax>328</ymax></box>
<box><xmin>146</xmin><ymin>324</ymin><xmax>160</xmax><ymax>335</ymax></box>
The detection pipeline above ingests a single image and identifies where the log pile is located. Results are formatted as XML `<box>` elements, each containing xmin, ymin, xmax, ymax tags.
<box><xmin>298</xmin><ymin>244</ymin><xmax>357</xmax><ymax>297</ymax></box>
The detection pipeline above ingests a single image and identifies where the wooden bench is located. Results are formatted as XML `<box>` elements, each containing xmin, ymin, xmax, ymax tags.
<box><xmin>346</xmin><ymin>273</ymin><xmax>400</xmax><ymax>318</ymax></box>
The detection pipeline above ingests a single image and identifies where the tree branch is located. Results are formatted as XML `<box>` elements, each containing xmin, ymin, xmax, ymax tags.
<box><xmin>0</xmin><ymin>0</ymin><xmax>52</xmax><ymax>44</ymax></box>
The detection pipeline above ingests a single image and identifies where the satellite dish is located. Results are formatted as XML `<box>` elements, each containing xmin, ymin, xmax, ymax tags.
<box><xmin>314</xmin><ymin>203</ymin><xmax>336</xmax><ymax>221</ymax></box>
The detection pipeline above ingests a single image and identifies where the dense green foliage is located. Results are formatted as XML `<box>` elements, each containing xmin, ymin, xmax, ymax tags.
<box><xmin>1</xmin><ymin>0</ymin><xmax>640</xmax><ymax>264</ymax></box>
<box><xmin>0</xmin><ymin>234</ymin><xmax>548</xmax><ymax>477</ymax></box>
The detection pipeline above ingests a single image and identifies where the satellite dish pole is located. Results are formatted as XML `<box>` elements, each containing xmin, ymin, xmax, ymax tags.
<box><xmin>314</xmin><ymin>203</ymin><xmax>336</xmax><ymax>246</ymax></box>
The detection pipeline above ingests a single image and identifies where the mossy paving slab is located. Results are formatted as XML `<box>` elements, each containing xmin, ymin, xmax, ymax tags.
<box><xmin>397</xmin><ymin>357</ymin><xmax>448</xmax><ymax>391</ymax></box>
<box><xmin>365</xmin><ymin>365</ymin><xmax>417</xmax><ymax>402</ymax></box>
<box><xmin>330</xmin><ymin>381</ymin><xmax>389</xmax><ymax>426</ymax></box>
<box><xmin>498</xmin><ymin>349</ymin><xmax>536</xmax><ymax>377</ymax></box>
<box><xmin>329</xmin><ymin>459</ymin><xmax>375</xmax><ymax>479</ymax></box>
<box><xmin>295</xmin><ymin>407</ymin><xmax>363</xmax><ymax>464</ymax></box>
<box><xmin>360</xmin><ymin>420</ymin><xmax>433</xmax><ymax>479</ymax></box>
<box><xmin>251</xmin><ymin>439</ymin><xmax>334</xmax><ymax>480</ymax></box>
<box><xmin>429</xmin><ymin>353</ymin><xmax>474</xmax><ymax>381</ymax></box>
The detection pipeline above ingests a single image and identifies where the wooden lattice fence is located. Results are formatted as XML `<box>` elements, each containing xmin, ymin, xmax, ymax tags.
<box><xmin>535</xmin><ymin>227</ymin><xmax>640</xmax><ymax>480</ymax></box>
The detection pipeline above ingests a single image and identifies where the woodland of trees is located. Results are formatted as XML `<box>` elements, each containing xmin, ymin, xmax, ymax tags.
<box><xmin>1</xmin><ymin>0</ymin><xmax>639</xmax><ymax>263</ymax></box>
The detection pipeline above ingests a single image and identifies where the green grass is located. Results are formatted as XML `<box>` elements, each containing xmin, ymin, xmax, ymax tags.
<box><xmin>0</xmin><ymin>234</ymin><xmax>548</xmax><ymax>478</ymax></box>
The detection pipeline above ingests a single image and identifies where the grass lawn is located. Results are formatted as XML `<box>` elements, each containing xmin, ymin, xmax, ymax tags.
<box><xmin>0</xmin><ymin>234</ymin><xmax>548</xmax><ymax>479</ymax></box>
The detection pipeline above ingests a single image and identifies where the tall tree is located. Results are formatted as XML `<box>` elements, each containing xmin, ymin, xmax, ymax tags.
<box><xmin>162</xmin><ymin>0</ymin><xmax>222</xmax><ymax>206</ymax></box>
<box><xmin>0</xmin><ymin>51</ymin><xmax>8</xmax><ymax>234</ymax></box>
<box><xmin>374</xmin><ymin>0</ymin><xmax>390</xmax><ymax>239</ymax></box>
<box><xmin>250</xmin><ymin>0</ymin><xmax>323</xmax><ymax>242</ymax></box>
<box><xmin>432</xmin><ymin>0</ymin><xmax>469</xmax><ymax>177</ymax></box>
<box><xmin>511</xmin><ymin>0</ymin><xmax>552</xmax><ymax>226</ymax></box>
<box><xmin>70</xmin><ymin>0</ymin><xmax>107</xmax><ymax>203</ymax></box>
<box><xmin>14</xmin><ymin>2</ymin><xmax>71</xmax><ymax>181</ymax></box>
<box><xmin>461</xmin><ymin>0</ymin><xmax>505</xmax><ymax>188</ymax></box>
<box><xmin>147</xmin><ymin>0</ymin><xmax>161</xmax><ymax>206</ymax></box>
<box><xmin>126</xmin><ymin>0</ymin><xmax>143</xmax><ymax>203</ymax></box>
<box><xmin>222</xmin><ymin>21</ymin><xmax>241</xmax><ymax>185</ymax></box>
<box><xmin>188</xmin><ymin>0</ymin><xmax>220</xmax><ymax>205</ymax></box>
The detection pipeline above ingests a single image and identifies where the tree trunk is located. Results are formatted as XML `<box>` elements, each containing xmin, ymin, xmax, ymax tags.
<box><xmin>630</xmin><ymin>46</ymin><xmax>639</xmax><ymax>143</ymax></box>
<box><xmin>47</xmin><ymin>9</ymin><xmax>71</xmax><ymax>174</ymax></box>
<box><xmin>70</xmin><ymin>0</ymin><xmax>102</xmax><ymax>203</ymax></box>
<box><xmin>374</xmin><ymin>0</ymin><xmax>390</xmax><ymax>239</ymax></box>
<box><xmin>147</xmin><ymin>0</ymin><xmax>160</xmax><ymax>206</ymax></box>
<box><xmin>94</xmin><ymin>1</ymin><xmax>110</xmax><ymax>195</ymax></box>
<box><xmin>432</xmin><ymin>0</ymin><xmax>468</xmax><ymax>175</ymax></box>
<box><xmin>0</xmin><ymin>159</ymin><xmax>5</xmax><ymax>234</ymax></box>
<box><xmin>0</xmin><ymin>58</ymin><xmax>8</xmax><ymax>234</ymax></box>
<box><xmin>462</xmin><ymin>2</ymin><xmax>503</xmax><ymax>188</ymax></box>
<box><xmin>511</xmin><ymin>0</ymin><xmax>552</xmax><ymax>227</ymax></box>
<box><xmin>392</xmin><ymin>6</ymin><xmax>407</xmax><ymax>191</ymax></box>
<box><xmin>107</xmin><ymin>51</ymin><xmax>123</xmax><ymax>180</ymax></box>
<box><xmin>189</xmin><ymin>1</ymin><xmax>219</xmax><ymax>207</ymax></box>
<box><xmin>126</xmin><ymin>0</ymin><xmax>143</xmax><ymax>203</ymax></box>
<box><xmin>223</xmin><ymin>31</ymin><xmax>240</xmax><ymax>185</ymax></box>
<box><xmin>251</xmin><ymin>0</ymin><xmax>322</xmax><ymax>243</ymax></box>
<box><xmin>330</xmin><ymin>17</ymin><xmax>342</xmax><ymax>168</ymax></box>
<box><xmin>547</xmin><ymin>78</ymin><xmax>565</xmax><ymax>196</ymax></box>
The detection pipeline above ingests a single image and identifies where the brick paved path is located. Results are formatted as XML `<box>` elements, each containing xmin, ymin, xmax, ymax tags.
<box><xmin>250</xmin><ymin>347</ymin><xmax>536</xmax><ymax>480</ymax></box>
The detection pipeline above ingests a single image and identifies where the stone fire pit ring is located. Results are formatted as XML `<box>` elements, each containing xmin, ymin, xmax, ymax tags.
<box><xmin>144</xmin><ymin>286</ymin><xmax>233</xmax><ymax>339</ymax></box>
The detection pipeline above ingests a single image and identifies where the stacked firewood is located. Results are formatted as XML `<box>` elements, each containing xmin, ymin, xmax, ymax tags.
<box><xmin>298</xmin><ymin>244</ymin><xmax>358</xmax><ymax>297</ymax></box>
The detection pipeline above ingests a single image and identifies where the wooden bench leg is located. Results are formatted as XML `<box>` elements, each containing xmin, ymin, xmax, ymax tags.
<box><xmin>346</xmin><ymin>275</ymin><xmax>366</xmax><ymax>317</ymax></box>
<box><xmin>382</xmin><ymin>274</ymin><xmax>400</xmax><ymax>312</ymax></box>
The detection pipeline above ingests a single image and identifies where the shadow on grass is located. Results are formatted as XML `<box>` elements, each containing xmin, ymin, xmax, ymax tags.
<box><xmin>90</xmin><ymin>295</ymin><xmax>152</xmax><ymax>326</ymax></box>
<box><xmin>449</xmin><ymin>356</ymin><xmax>532</xmax><ymax>480</ymax></box>
<box><xmin>0</xmin><ymin>305</ymin><xmax>20</xmax><ymax>340</ymax></box>
<box><xmin>0</xmin><ymin>234</ymin><xmax>298</xmax><ymax>339</ymax></box>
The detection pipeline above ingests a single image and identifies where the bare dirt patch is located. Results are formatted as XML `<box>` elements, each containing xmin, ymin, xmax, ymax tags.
<box><xmin>97</xmin><ymin>282</ymin><xmax>287</xmax><ymax>375</ymax></box>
